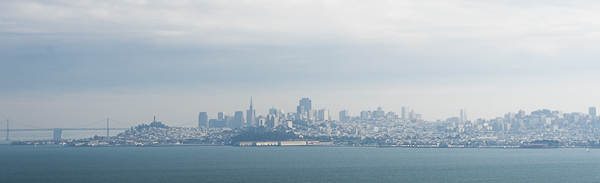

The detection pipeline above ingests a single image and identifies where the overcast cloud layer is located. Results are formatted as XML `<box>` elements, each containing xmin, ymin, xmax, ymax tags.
<box><xmin>2</xmin><ymin>0</ymin><xmax>600</xmax><ymax>129</ymax></box>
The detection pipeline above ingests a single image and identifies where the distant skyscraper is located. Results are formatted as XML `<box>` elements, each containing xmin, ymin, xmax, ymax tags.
<box><xmin>409</xmin><ymin>110</ymin><xmax>415</xmax><ymax>120</ymax></box>
<box><xmin>387</xmin><ymin>111</ymin><xmax>396</xmax><ymax>119</ymax></box>
<box><xmin>308</xmin><ymin>110</ymin><xmax>316</xmax><ymax>120</ymax></box>
<box><xmin>269</xmin><ymin>106</ymin><xmax>279</xmax><ymax>117</ymax></box>
<box><xmin>246</xmin><ymin>97</ymin><xmax>256</xmax><ymax>126</ymax></box>
<box><xmin>318</xmin><ymin>108</ymin><xmax>329</xmax><ymax>121</ymax></box>
<box><xmin>360</xmin><ymin>111</ymin><xmax>370</xmax><ymax>119</ymax></box>
<box><xmin>218</xmin><ymin>111</ymin><xmax>226</xmax><ymax>120</ymax></box>
<box><xmin>209</xmin><ymin>119</ymin><xmax>226</xmax><ymax>128</ymax></box>
<box><xmin>266</xmin><ymin>114</ymin><xmax>279</xmax><ymax>128</ymax></box>
<box><xmin>299</xmin><ymin>98</ymin><xmax>312</xmax><ymax>111</ymax></box>
<box><xmin>518</xmin><ymin>110</ymin><xmax>526</xmax><ymax>119</ymax></box>
<box><xmin>339</xmin><ymin>110</ymin><xmax>349</xmax><ymax>122</ymax></box>
<box><xmin>460</xmin><ymin>109</ymin><xmax>467</xmax><ymax>123</ymax></box>
<box><xmin>372</xmin><ymin>107</ymin><xmax>385</xmax><ymax>118</ymax></box>
<box><xmin>198</xmin><ymin>112</ymin><xmax>208</xmax><ymax>128</ymax></box>
<box><xmin>296</xmin><ymin>106</ymin><xmax>305</xmax><ymax>119</ymax></box>
<box><xmin>590</xmin><ymin>107</ymin><xmax>596</xmax><ymax>118</ymax></box>
<box><xmin>230</xmin><ymin>111</ymin><xmax>245</xmax><ymax>129</ymax></box>
<box><xmin>278</xmin><ymin>109</ymin><xmax>285</xmax><ymax>120</ymax></box>
<box><xmin>257</xmin><ymin>117</ymin><xmax>266</xmax><ymax>127</ymax></box>
<box><xmin>402</xmin><ymin>107</ymin><xmax>409</xmax><ymax>119</ymax></box>
<box><xmin>505</xmin><ymin>112</ymin><xmax>515</xmax><ymax>120</ymax></box>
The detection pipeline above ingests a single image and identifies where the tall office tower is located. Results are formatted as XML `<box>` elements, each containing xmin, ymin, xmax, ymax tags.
<box><xmin>460</xmin><ymin>109</ymin><xmax>467</xmax><ymax>123</ymax></box>
<box><xmin>278</xmin><ymin>110</ymin><xmax>285</xmax><ymax>120</ymax></box>
<box><xmin>209</xmin><ymin>119</ymin><xmax>226</xmax><ymax>128</ymax></box>
<box><xmin>269</xmin><ymin>107</ymin><xmax>279</xmax><ymax>117</ymax></box>
<box><xmin>505</xmin><ymin>112</ymin><xmax>515</xmax><ymax>120</ymax></box>
<box><xmin>224</xmin><ymin>115</ymin><xmax>234</xmax><ymax>128</ymax></box>
<box><xmin>387</xmin><ymin>111</ymin><xmax>396</xmax><ymax>119</ymax></box>
<box><xmin>308</xmin><ymin>110</ymin><xmax>317</xmax><ymax>120</ymax></box>
<box><xmin>218</xmin><ymin>111</ymin><xmax>226</xmax><ymax>120</ymax></box>
<box><xmin>401</xmin><ymin>107</ymin><xmax>409</xmax><ymax>119</ymax></box>
<box><xmin>339</xmin><ymin>110</ymin><xmax>349</xmax><ymax>122</ymax></box>
<box><xmin>230</xmin><ymin>111</ymin><xmax>245</xmax><ymax>129</ymax></box>
<box><xmin>296</xmin><ymin>106</ymin><xmax>305</xmax><ymax>119</ymax></box>
<box><xmin>590</xmin><ymin>107</ymin><xmax>596</xmax><ymax>118</ymax></box>
<box><xmin>318</xmin><ymin>108</ymin><xmax>329</xmax><ymax>121</ymax></box>
<box><xmin>360</xmin><ymin>111</ymin><xmax>371</xmax><ymax>120</ymax></box>
<box><xmin>198</xmin><ymin>112</ymin><xmax>208</xmax><ymax>128</ymax></box>
<box><xmin>518</xmin><ymin>110</ymin><xmax>526</xmax><ymax>119</ymax></box>
<box><xmin>246</xmin><ymin>97</ymin><xmax>256</xmax><ymax>126</ymax></box>
<box><xmin>266</xmin><ymin>115</ymin><xmax>279</xmax><ymax>128</ymax></box>
<box><xmin>372</xmin><ymin>107</ymin><xmax>385</xmax><ymax>118</ymax></box>
<box><xmin>317</xmin><ymin>109</ymin><xmax>324</xmax><ymax>121</ymax></box>
<box><xmin>257</xmin><ymin>117</ymin><xmax>266</xmax><ymax>127</ymax></box>
<box><xmin>299</xmin><ymin>98</ymin><xmax>312</xmax><ymax>111</ymax></box>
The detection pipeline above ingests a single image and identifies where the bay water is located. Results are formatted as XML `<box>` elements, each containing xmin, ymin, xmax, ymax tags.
<box><xmin>1</xmin><ymin>146</ymin><xmax>599</xmax><ymax>183</ymax></box>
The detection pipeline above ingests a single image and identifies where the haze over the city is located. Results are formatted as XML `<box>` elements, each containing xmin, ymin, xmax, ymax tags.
<box><xmin>2</xmin><ymin>0</ymin><xmax>600</xmax><ymax>128</ymax></box>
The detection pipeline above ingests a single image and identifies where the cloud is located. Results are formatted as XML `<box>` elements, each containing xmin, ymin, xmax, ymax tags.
<box><xmin>1</xmin><ymin>1</ymin><xmax>598</xmax><ymax>45</ymax></box>
<box><xmin>2</xmin><ymin>0</ymin><xmax>600</xmax><ymax>124</ymax></box>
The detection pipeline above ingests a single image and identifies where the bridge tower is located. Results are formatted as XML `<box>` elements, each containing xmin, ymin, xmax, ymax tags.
<box><xmin>5</xmin><ymin>119</ymin><xmax>8</xmax><ymax>140</ymax></box>
<box><xmin>106</xmin><ymin>118</ymin><xmax>109</xmax><ymax>141</ymax></box>
<box><xmin>53</xmin><ymin>128</ymin><xmax>62</xmax><ymax>141</ymax></box>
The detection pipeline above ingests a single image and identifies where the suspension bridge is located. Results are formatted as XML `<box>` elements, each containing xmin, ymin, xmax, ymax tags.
<box><xmin>0</xmin><ymin>118</ymin><xmax>201</xmax><ymax>141</ymax></box>
<box><xmin>0</xmin><ymin>118</ymin><xmax>135</xmax><ymax>141</ymax></box>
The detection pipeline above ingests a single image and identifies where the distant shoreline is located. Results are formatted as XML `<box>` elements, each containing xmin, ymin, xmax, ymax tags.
<box><xmin>4</xmin><ymin>143</ymin><xmax>595</xmax><ymax>149</ymax></box>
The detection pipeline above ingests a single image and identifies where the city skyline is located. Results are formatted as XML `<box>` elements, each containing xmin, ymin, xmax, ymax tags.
<box><xmin>195</xmin><ymin>97</ymin><xmax>599</xmax><ymax>126</ymax></box>
<box><xmin>1</xmin><ymin>93</ymin><xmax>599</xmax><ymax>128</ymax></box>
<box><xmin>7</xmin><ymin>96</ymin><xmax>600</xmax><ymax>148</ymax></box>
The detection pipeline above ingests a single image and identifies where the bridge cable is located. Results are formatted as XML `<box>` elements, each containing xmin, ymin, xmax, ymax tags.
<box><xmin>108</xmin><ymin>118</ymin><xmax>135</xmax><ymax>127</ymax></box>
<box><xmin>72</xmin><ymin>119</ymin><xmax>107</xmax><ymax>128</ymax></box>
<box><xmin>172</xmin><ymin>120</ymin><xmax>199</xmax><ymax>127</ymax></box>
<box><xmin>8</xmin><ymin>119</ymin><xmax>46</xmax><ymax>129</ymax></box>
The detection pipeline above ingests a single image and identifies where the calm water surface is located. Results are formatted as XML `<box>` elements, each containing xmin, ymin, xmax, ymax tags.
<box><xmin>1</xmin><ymin>146</ymin><xmax>599</xmax><ymax>183</ymax></box>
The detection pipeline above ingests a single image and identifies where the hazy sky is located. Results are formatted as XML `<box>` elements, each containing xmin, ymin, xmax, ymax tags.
<box><xmin>2</xmin><ymin>0</ymin><xmax>600</xmax><ymax>128</ymax></box>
